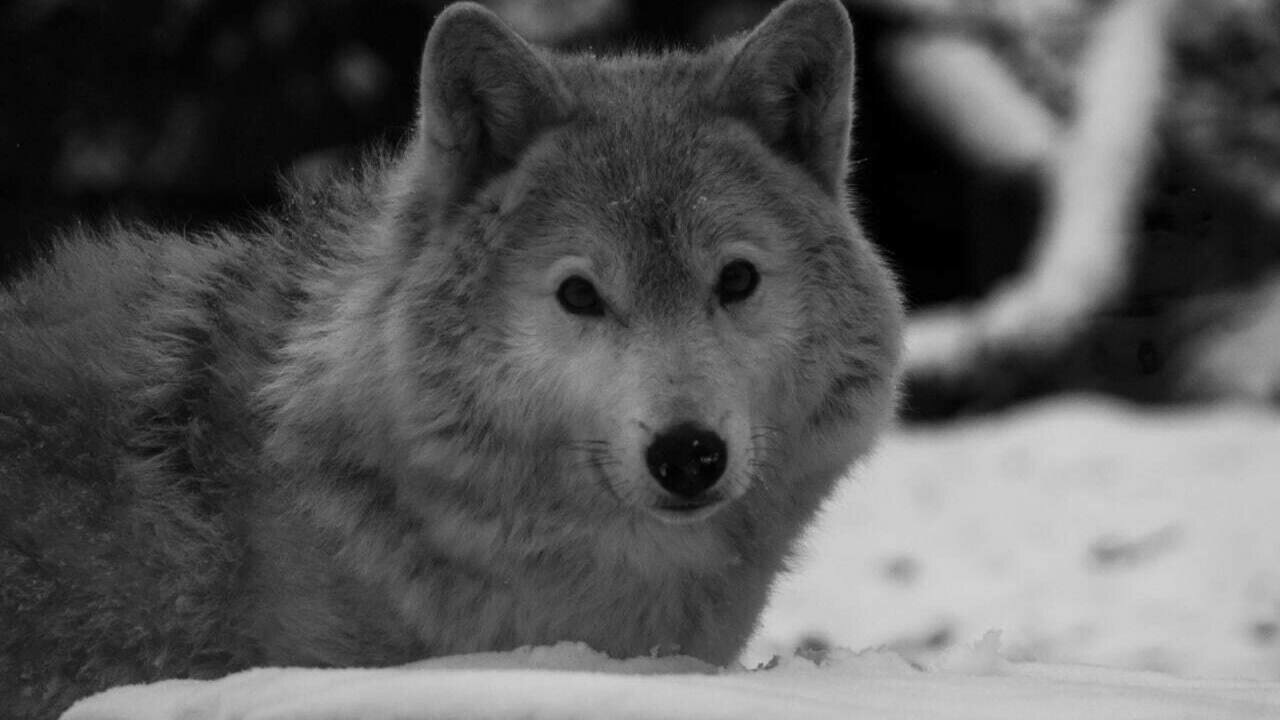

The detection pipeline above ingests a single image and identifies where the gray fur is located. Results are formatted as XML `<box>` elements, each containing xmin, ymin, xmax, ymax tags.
<box><xmin>0</xmin><ymin>1</ymin><xmax>903</xmax><ymax>717</ymax></box>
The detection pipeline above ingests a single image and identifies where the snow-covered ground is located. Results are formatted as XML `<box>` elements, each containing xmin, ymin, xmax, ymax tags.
<box><xmin>60</xmin><ymin>639</ymin><xmax>1280</xmax><ymax>719</ymax></box>
<box><xmin>63</xmin><ymin>395</ymin><xmax>1280</xmax><ymax>718</ymax></box>
<box><xmin>751</xmin><ymin>395</ymin><xmax>1280</xmax><ymax>680</ymax></box>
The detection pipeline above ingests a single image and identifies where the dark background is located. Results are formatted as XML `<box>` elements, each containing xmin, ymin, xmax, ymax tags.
<box><xmin>0</xmin><ymin>0</ymin><xmax>1032</xmax><ymax>307</ymax></box>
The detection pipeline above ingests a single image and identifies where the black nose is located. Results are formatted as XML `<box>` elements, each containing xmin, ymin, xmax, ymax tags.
<box><xmin>644</xmin><ymin>422</ymin><xmax>727</xmax><ymax>498</ymax></box>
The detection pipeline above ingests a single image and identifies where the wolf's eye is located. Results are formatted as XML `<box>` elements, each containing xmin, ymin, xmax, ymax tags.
<box><xmin>557</xmin><ymin>276</ymin><xmax>605</xmax><ymax>316</ymax></box>
<box><xmin>718</xmin><ymin>260</ymin><xmax>759</xmax><ymax>305</ymax></box>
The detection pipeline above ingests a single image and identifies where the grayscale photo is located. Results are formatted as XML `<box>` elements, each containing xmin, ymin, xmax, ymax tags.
<box><xmin>2</xmin><ymin>0</ymin><xmax>1279</xmax><ymax>717</ymax></box>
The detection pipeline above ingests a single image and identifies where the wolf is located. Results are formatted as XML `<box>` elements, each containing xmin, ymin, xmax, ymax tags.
<box><xmin>0</xmin><ymin>0</ymin><xmax>903</xmax><ymax>716</ymax></box>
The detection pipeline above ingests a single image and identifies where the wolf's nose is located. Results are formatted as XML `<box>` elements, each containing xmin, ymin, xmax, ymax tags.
<box><xmin>645</xmin><ymin>422</ymin><xmax>727</xmax><ymax>498</ymax></box>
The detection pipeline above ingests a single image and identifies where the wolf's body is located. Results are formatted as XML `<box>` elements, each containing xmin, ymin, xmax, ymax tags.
<box><xmin>0</xmin><ymin>1</ymin><xmax>903</xmax><ymax>716</ymax></box>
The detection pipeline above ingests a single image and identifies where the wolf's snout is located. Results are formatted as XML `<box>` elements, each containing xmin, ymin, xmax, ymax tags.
<box><xmin>644</xmin><ymin>422</ymin><xmax>727</xmax><ymax>498</ymax></box>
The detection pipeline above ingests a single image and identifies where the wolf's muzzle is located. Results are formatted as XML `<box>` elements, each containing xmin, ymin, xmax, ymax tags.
<box><xmin>644</xmin><ymin>422</ymin><xmax>727</xmax><ymax>498</ymax></box>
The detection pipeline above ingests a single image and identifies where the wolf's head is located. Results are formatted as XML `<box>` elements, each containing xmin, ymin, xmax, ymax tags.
<box><xmin>382</xmin><ymin>0</ymin><xmax>903</xmax><ymax>546</ymax></box>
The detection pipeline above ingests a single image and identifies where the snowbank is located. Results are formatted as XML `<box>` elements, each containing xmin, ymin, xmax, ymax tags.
<box><xmin>62</xmin><ymin>638</ymin><xmax>1280</xmax><ymax>720</ymax></box>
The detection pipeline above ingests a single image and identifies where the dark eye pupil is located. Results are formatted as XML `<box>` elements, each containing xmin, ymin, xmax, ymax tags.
<box><xmin>718</xmin><ymin>260</ymin><xmax>759</xmax><ymax>304</ymax></box>
<box><xmin>557</xmin><ymin>276</ymin><xmax>604</xmax><ymax>316</ymax></box>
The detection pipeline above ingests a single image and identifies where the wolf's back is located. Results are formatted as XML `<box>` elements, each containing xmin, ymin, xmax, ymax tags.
<box><xmin>0</xmin><ymin>228</ymin><xmax>272</xmax><ymax>718</ymax></box>
<box><xmin>0</xmin><ymin>228</ymin><xmax>244</xmax><ymax>480</ymax></box>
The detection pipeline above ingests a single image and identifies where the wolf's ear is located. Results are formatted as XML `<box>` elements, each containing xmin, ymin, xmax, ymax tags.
<box><xmin>715</xmin><ymin>0</ymin><xmax>855</xmax><ymax>195</ymax></box>
<box><xmin>414</xmin><ymin>2</ymin><xmax>570</xmax><ymax>211</ymax></box>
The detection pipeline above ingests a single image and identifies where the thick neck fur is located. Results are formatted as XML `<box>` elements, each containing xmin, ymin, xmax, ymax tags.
<box><xmin>242</xmin><ymin>0</ymin><xmax>898</xmax><ymax>666</ymax></box>
<box><xmin>251</xmin><ymin>155</ymin><xmax>787</xmax><ymax>666</ymax></box>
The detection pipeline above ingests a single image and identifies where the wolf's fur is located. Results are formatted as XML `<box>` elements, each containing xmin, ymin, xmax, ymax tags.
<box><xmin>0</xmin><ymin>0</ymin><xmax>903</xmax><ymax>716</ymax></box>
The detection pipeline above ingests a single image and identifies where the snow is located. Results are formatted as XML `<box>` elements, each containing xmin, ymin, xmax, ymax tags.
<box><xmin>749</xmin><ymin>395</ymin><xmax>1280</xmax><ymax>679</ymax></box>
<box><xmin>62</xmin><ymin>395</ymin><xmax>1280</xmax><ymax>719</ymax></box>
<box><xmin>59</xmin><ymin>639</ymin><xmax>1280</xmax><ymax>719</ymax></box>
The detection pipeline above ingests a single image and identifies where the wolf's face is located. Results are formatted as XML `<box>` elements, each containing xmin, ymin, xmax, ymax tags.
<box><xmin>497</xmin><ymin>185</ymin><xmax>785</xmax><ymax>523</ymax></box>
<box><xmin>388</xmin><ymin>0</ymin><xmax>902</xmax><ymax>539</ymax></box>
<box><xmin>485</xmin><ymin>124</ymin><xmax>866</xmax><ymax>526</ymax></box>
